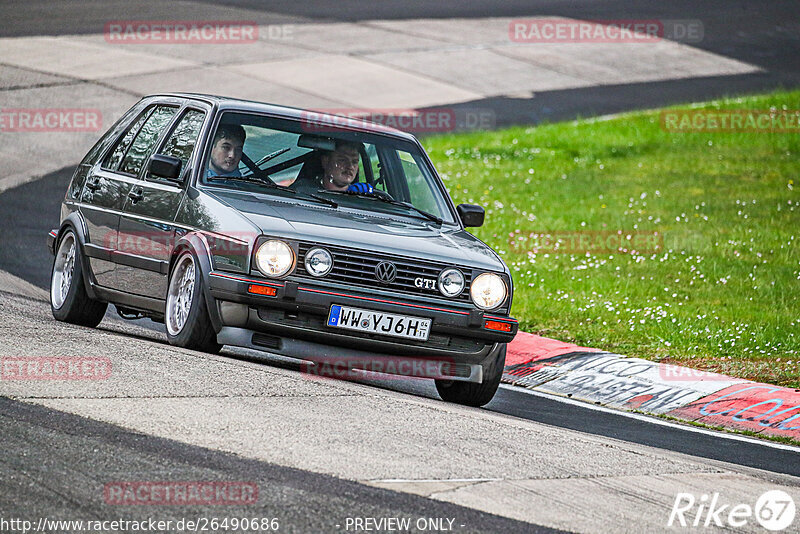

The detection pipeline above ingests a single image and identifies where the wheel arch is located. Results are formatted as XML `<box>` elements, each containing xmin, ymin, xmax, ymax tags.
<box><xmin>53</xmin><ymin>212</ymin><xmax>100</xmax><ymax>301</ymax></box>
<box><xmin>169</xmin><ymin>231</ymin><xmax>223</xmax><ymax>333</ymax></box>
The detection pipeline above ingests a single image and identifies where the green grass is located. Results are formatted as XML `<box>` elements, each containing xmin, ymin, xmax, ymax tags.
<box><xmin>424</xmin><ymin>90</ymin><xmax>800</xmax><ymax>388</ymax></box>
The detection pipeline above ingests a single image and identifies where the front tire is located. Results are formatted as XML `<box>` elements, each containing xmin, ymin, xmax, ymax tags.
<box><xmin>165</xmin><ymin>251</ymin><xmax>221</xmax><ymax>353</ymax></box>
<box><xmin>50</xmin><ymin>229</ymin><xmax>107</xmax><ymax>327</ymax></box>
<box><xmin>435</xmin><ymin>344</ymin><xmax>506</xmax><ymax>407</ymax></box>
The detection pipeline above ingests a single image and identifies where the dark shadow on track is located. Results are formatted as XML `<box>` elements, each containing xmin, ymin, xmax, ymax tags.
<box><xmin>424</xmin><ymin>72</ymin><xmax>798</xmax><ymax>129</ymax></box>
<box><xmin>0</xmin><ymin>166</ymin><xmax>72</xmax><ymax>289</ymax></box>
<box><xmin>0</xmin><ymin>397</ymin><xmax>555</xmax><ymax>533</ymax></box>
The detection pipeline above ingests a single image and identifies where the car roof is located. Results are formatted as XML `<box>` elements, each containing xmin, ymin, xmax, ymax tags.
<box><xmin>152</xmin><ymin>92</ymin><xmax>420</xmax><ymax>142</ymax></box>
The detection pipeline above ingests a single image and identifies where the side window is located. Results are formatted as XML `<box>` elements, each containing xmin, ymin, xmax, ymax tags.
<box><xmin>152</xmin><ymin>109</ymin><xmax>205</xmax><ymax>179</ymax></box>
<box><xmin>118</xmin><ymin>106</ymin><xmax>178</xmax><ymax>176</ymax></box>
<box><xmin>83</xmin><ymin>102</ymin><xmax>146</xmax><ymax>167</ymax></box>
<box><xmin>401</xmin><ymin>151</ymin><xmax>439</xmax><ymax>214</ymax></box>
<box><xmin>103</xmin><ymin>107</ymin><xmax>153</xmax><ymax>171</ymax></box>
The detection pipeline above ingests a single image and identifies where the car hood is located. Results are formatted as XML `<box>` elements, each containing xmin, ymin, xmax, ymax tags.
<box><xmin>209</xmin><ymin>190</ymin><xmax>506</xmax><ymax>272</ymax></box>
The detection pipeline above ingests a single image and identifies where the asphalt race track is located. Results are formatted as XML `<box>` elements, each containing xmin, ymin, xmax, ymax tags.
<box><xmin>1</xmin><ymin>2</ymin><xmax>799</xmax><ymax>532</ymax></box>
<box><xmin>1</xmin><ymin>0</ymin><xmax>798</xmax><ymax>126</ymax></box>
<box><xmin>0</xmin><ymin>167</ymin><xmax>798</xmax><ymax>478</ymax></box>
<box><xmin>2</xmin><ymin>166</ymin><xmax>799</xmax><ymax>532</ymax></box>
<box><xmin>0</xmin><ymin>398</ymin><xmax>546</xmax><ymax>533</ymax></box>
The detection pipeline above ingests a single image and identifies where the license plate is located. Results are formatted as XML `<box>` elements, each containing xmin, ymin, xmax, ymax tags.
<box><xmin>327</xmin><ymin>305</ymin><xmax>431</xmax><ymax>341</ymax></box>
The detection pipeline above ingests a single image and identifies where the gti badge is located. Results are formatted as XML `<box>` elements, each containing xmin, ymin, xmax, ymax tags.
<box><xmin>414</xmin><ymin>277</ymin><xmax>437</xmax><ymax>290</ymax></box>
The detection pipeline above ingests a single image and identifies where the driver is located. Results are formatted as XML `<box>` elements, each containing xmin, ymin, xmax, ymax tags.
<box><xmin>207</xmin><ymin>124</ymin><xmax>246</xmax><ymax>179</ymax></box>
<box><xmin>292</xmin><ymin>140</ymin><xmax>367</xmax><ymax>193</ymax></box>
<box><xmin>319</xmin><ymin>140</ymin><xmax>361</xmax><ymax>191</ymax></box>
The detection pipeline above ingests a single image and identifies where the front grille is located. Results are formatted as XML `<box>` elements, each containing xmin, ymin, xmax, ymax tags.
<box><xmin>295</xmin><ymin>243</ymin><xmax>473</xmax><ymax>304</ymax></box>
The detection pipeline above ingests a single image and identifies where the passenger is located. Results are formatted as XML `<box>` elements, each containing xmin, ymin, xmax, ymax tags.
<box><xmin>207</xmin><ymin>124</ymin><xmax>246</xmax><ymax>179</ymax></box>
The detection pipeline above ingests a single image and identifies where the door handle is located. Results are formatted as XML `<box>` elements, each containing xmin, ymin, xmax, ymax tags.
<box><xmin>128</xmin><ymin>188</ymin><xmax>144</xmax><ymax>203</ymax></box>
<box><xmin>86</xmin><ymin>178</ymin><xmax>101</xmax><ymax>191</ymax></box>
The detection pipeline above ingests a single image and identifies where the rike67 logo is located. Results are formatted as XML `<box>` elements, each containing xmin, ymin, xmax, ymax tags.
<box><xmin>668</xmin><ymin>490</ymin><xmax>795</xmax><ymax>531</ymax></box>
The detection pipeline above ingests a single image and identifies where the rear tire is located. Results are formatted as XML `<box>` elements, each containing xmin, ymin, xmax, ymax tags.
<box><xmin>165</xmin><ymin>251</ymin><xmax>221</xmax><ymax>354</ymax></box>
<box><xmin>50</xmin><ymin>229</ymin><xmax>107</xmax><ymax>327</ymax></box>
<box><xmin>435</xmin><ymin>344</ymin><xmax>506</xmax><ymax>407</ymax></box>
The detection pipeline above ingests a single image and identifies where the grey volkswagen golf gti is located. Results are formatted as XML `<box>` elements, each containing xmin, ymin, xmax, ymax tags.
<box><xmin>48</xmin><ymin>93</ymin><xmax>517</xmax><ymax>406</ymax></box>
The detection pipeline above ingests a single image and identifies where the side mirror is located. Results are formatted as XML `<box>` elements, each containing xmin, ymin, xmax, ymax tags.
<box><xmin>148</xmin><ymin>154</ymin><xmax>183</xmax><ymax>183</ymax></box>
<box><xmin>457</xmin><ymin>203</ymin><xmax>485</xmax><ymax>228</ymax></box>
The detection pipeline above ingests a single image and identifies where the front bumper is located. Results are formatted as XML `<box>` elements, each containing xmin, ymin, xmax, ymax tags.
<box><xmin>207</xmin><ymin>271</ymin><xmax>517</xmax><ymax>377</ymax></box>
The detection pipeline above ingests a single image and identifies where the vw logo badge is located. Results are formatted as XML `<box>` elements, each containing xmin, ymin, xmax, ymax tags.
<box><xmin>375</xmin><ymin>261</ymin><xmax>397</xmax><ymax>283</ymax></box>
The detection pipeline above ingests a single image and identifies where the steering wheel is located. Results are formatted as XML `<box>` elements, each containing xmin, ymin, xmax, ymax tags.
<box><xmin>347</xmin><ymin>182</ymin><xmax>394</xmax><ymax>201</ymax></box>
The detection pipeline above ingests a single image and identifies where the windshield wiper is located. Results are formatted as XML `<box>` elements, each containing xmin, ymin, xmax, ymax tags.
<box><xmin>208</xmin><ymin>174</ymin><xmax>272</xmax><ymax>186</ymax></box>
<box><xmin>207</xmin><ymin>175</ymin><xmax>337</xmax><ymax>208</ymax></box>
<box><xmin>273</xmin><ymin>183</ymin><xmax>338</xmax><ymax>208</ymax></box>
<box><xmin>393</xmin><ymin>200</ymin><xmax>443</xmax><ymax>225</ymax></box>
<box><xmin>324</xmin><ymin>189</ymin><xmax>443</xmax><ymax>225</ymax></box>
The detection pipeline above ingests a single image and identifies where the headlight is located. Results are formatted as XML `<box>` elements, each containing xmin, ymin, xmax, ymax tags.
<box><xmin>255</xmin><ymin>240</ymin><xmax>294</xmax><ymax>277</ymax></box>
<box><xmin>305</xmin><ymin>247</ymin><xmax>333</xmax><ymax>277</ymax></box>
<box><xmin>470</xmin><ymin>273</ymin><xmax>507</xmax><ymax>310</ymax></box>
<box><xmin>438</xmin><ymin>268</ymin><xmax>465</xmax><ymax>297</ymax></box>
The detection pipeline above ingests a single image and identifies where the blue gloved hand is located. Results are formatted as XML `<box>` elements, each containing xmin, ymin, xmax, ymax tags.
<box><xmin>347</xmin><ymin>182</ymin><xmax>375</xmax><ymax>194</ymax></box>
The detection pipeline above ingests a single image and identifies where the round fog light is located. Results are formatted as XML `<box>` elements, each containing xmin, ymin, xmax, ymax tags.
<box><xmin>438</xmin><ymin>268</ymin><xmax>465</xmax><ymax>297</ymax></box>
<box><xmin>305</xmin><ymin>247</ymin><xmax>333</xmax><ymax>277</ymax></box>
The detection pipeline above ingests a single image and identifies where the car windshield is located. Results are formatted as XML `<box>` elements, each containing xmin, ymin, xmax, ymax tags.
<box><xmin>200</xmin><ymin>111</ymin><xmax>456</xmax><ymax>224</ymax></box>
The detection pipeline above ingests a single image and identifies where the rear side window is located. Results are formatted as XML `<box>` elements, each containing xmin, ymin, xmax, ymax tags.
<box><xmin>104</xmin><ymin>107</ymin><xmax>152</xmax><ymax>171</ymax></box>
<box><xmin>152</xmin><ymin>109</ymin><xmax>205</xmax><ymax>179</ymax></box>
<box><xmin>82</xmin><ymin>102</ymin><xmax>146</xmax><ymax>167</ymax></box>
<box><xmin>118</xmin><ymin>105</ymin><xmax>178</xmax><ymax>176</ymax></box>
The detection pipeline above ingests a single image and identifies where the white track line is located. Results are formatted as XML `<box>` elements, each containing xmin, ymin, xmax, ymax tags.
<box><xmin>369</xmin><ymin>477</ymin><xmax>503</xmax><ymax>483</ymax></box>
<box><xmin>499</xmin><ymin>384</ymin><xmax>800</xmax><ymax>453</ymax></box>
